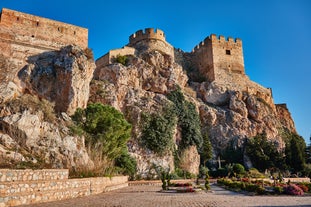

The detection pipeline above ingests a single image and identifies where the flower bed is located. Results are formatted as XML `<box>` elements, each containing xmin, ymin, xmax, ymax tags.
<box><xmin>217</xmin><ymin>178</ymin><xmax>310</xmax><ymax>196</ymax></box>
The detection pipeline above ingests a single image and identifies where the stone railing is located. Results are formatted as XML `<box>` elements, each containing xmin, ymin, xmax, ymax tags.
<box><xmin>0</xmin><ymin>169</ymin><xmax>128</xmax><ymax>207</ymax></box>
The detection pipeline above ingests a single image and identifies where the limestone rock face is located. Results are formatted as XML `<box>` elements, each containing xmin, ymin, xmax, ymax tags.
<box><xmin>0</xmin><ymin>110</ymin><xmax>93</xmax><ymax>169</ymax></box>
<box><xmin>91</xmin><ymin>50</ymin><xmax>196</xmax><ymax>177</ymax></box>
<box><xmin>19</xmin><ymin>45</ymin><xmax>95</xmax><ymax>115</ymax></box>
<box><xmin>91</xmin><ymin>39</ymin><xmax>297</xmax><ymax>175</ymax></box>
<box><xmin>0</xmin><ymin>45</ymin><xmax>95</xmax><ymax>171</ymax></box>
<box><xmin>179</xmin><ymin>146</ymin><xmax>200</xmax><ymax>175</ymax></box>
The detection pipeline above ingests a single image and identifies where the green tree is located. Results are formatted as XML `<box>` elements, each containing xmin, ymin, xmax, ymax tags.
<box><xmin>140</xmin><ymin>106</ymin><xmax>176</xmax><ymax>155</ymax></box>
<box><xmin>305</xmin><ymin>135</ymin><xmax>311</xmax><ymax>164</ymax></box>
<box><xmin>221</xmin><ymin>140</ymin><xmax>244</xmax><ymax>165</ymax></box>
<box><xmin>284</xmin><ymin>132</ymin><xmax>306</xmax><ymax>173</ymax></box>
<box><xmin>246</xmin><ymin>133</ymin><xmax>285</xmax><ymax>172</ymax></box>
<box><xmin>201</xmin><ymin>132</ymin><xmax>213</xmax><ymax>166</ymax></box>
<box><xmin>72</xmin><ymin>103</ymin><xmax>135</xmax><ymax>172</ymax></box>
<box><xmin>115</xmin><ymin>150</ymin><xmax>137</xmax><ymax>178</ymax></box>
<box><xmin>167</xmin><ymin>88</ymin><xmax>203</xmax><ymax>150</ymax></box>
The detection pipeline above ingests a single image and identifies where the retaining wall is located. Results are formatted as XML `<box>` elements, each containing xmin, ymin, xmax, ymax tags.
<box><xmin>0</xmin><ymin>169</ymin><xmax>128</xmax><ymax>207</ymax></box>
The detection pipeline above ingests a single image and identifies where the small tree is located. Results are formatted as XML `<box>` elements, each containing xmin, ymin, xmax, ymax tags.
<box><xmin>205</xmin><ymin>171</ymin><xmax>210</xmax><ymax>190</ymax></box>
<box><xmin>232</xmin><ymin>163</ymin><xmax>245</xmax><ymax>177</ymax></box>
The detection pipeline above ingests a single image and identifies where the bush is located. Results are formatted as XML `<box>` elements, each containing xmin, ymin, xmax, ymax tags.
<box><xmin>115</xmin><ymin>55</ymin><xmax>128</xmax><ymax>66</ymax></box>
<box><xmin>247</xmin><ymin>168</ymin><xmax>265</xmax><ymax>178</ymax></box>
<box><xmin>273</xmin><ymin>186</ymin><xmax>284</xmax><ymax>194</ymax></box>
<box><xmin>167</xmin><ymin>88</ymin><xmax>203</xmax><ymax>150</ymax></box>
<box><xmin>115</xmin><ymin>151</ymin><xmax>137</xmax><ymax>179</ymax></box>
<box><xmin>232</xmin><ymin>163</ymin><xmax>245</xmax><ymax>176</ymax></box>
<box><xmin>71</xmin><ymin>103</ymin><xmax>133</xmax><ymax>176</ymax></box>
<box><xmin>297</xmin><ymin>184</ymin><xmax>309</xmax><ymax>192</ymax></box>
<box><xmin>284</xmin><ymin>184</ymin><xmax>304</xmax><ymax>195</ymax></box>
<box><xmin>205</xmin><ymin>171</ymin><xmax>210</xmax><ymax>190</ymax></box>
<box><xmin>84</xmin><ymin>48</ymin><xmax>94</xmax><ymax>60</ymax></box>
<box><xmin>5</xmin><ymin>94</ymin><xmax>56</xmax><ymax>123</ymax></box>
<box><xmin>140</xmin><ymin>106</ymin><xmax>176</xmax><ymax>155</ymax></box>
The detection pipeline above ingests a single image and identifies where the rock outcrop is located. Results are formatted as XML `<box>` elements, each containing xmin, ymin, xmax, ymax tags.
<box><xmin>0</xmin><ymin>45</ymin><xmax>95</xmax><ymax>171</ymax></box>
<box><xmin>91</xmin><ymin>30</ymin><xmax>297</xmax><ymax>174</ymax></box>
<box><xmin>0</xmin><ymin>107</ymin><xmax>92</xmax><ymax>169</ymax></box>
<box><xmin>18</xmin><ymin>45</ymin><xmax>95</xmax><ymax>115</ymax></box>
<box><xmin>0</xmin><ymin>22</ymin><xmax>298</xmax><ymax>176</ymax></box>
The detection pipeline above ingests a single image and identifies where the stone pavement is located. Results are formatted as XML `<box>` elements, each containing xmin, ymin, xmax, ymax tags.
<box><xmin>21</xmin><ymin>184</ymin><xmax>311</xmax><ymax>207</ymax></box>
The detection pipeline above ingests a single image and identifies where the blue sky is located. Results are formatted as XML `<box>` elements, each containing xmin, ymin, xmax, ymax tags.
<box><xmin>1</xmin><ymin>0</ymin><xmax>310</xmax><ymax>144</ymax></box>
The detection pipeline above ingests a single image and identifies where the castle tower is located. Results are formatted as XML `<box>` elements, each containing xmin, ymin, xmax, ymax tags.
<box><xmin>192</xmin><ymin>34</ymin><xmax>245</xmax><ymax>82</ymax></box>
<box><xmin>127</xmin><ymin>28</ymin><xmax>174</xmax><ymax>59</ymax></box>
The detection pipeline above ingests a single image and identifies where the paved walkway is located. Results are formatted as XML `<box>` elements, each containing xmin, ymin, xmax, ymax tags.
<box><xmin>22</xmin><ymin>184</ymin><xmax>311</xmax><ymax>207</ymax></box>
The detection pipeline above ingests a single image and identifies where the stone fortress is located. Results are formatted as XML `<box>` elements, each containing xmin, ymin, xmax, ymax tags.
<box><xmin>0</xmin><ymin>8</ymin><xmax>284</xmax><ymax>113</ymax></box>
<box><xmin>97</xmin><ymin>28</ymin><xmax>274</xmax><ymax>109</ymax></box>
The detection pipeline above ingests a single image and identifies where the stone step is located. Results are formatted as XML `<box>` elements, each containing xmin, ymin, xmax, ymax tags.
<box><xmin>0</xmin><ymin>178</ymin><xmax>90</xmax><ymax>197</ymax></box>
<box><xmin>0</xmin><ymin>185</ymin><xmax>91</xmax><ymax>207</ymax></box>
<box><xmin>0</xmin><ymin>169</ymin><xmax>69</xmax><ymax>182</ymax></box>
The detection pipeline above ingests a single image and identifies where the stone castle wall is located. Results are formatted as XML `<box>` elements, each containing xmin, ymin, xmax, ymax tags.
<box><xmin>0</xmin><ymin>8</ymin><xmax>88</xmax><ymax>68</ymax></box>
<box><xmin>0</xmin><ymin>8</ymin><xmax>88</xmax><ymax>50</ymax></box>
<box><xmin>0</xmin><ymin>169</ymin><xmax>128</xmax><ymax>207</ymax></box>
<box><xmin>96</xmin><ymin>46</ymin><xmax>136</xmax><ymax>68</ymax></box>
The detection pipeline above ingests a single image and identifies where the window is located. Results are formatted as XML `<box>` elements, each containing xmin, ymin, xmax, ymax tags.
<box><xmin>36</xmin><ymin>22</ymin><xmax>39</xmax><ymax>26</ymax></box>
<box><xmin>16</xmin><ymin>17</ymin><xmax>20</xmax><ymax>21</ymax></box>
<box><xmin>226</xmin><ymin>50</ymin><xmax>231</xmax><ymax>55</ymax></box>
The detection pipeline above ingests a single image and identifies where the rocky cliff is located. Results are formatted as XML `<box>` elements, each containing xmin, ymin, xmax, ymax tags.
<box><xmin>0</xmin><ymin>27</ymin><xmax>297</xmax><ymax>176</ymax></box>
<box><xmin>91</xmin><ymin>34</ymin><xmax>297</xmax><ymax>175</ymax></box>
<box><xmin>0</xmin><ymin>45</ymin><xmax>95</xmax><ymax>171</ymax></box>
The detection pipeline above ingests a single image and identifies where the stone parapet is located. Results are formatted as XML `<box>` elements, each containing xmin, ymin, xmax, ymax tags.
<box><xmin>0</xmin><ymin>169</ymin><xmax>128</xmax><ymax>207</ymax></box>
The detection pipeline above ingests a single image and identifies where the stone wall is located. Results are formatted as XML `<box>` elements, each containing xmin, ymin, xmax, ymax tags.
<box><xmin>96</xmin><ymin>46</ymin><xmax>136</xmax><ymax>68</ymax></box>
<box><xmin>0</xmin><ymin>169</ymin><xmax>128</xmax><ymax>207</ymax></box>
<box><xmin>0</xmin><ymin>8</ymin><xmax>88</xmax><ymax>50</ymax></box>
<box><xmin>0</xmin><ymin>8</ymin><xmax>89</xmax><ymax>92</ymax></box>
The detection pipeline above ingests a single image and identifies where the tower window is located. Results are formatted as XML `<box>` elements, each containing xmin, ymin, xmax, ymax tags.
<box><xmin>226</xmin><ymin>50</ymin><xmax>231</xmax><ymax>55</ymax></box>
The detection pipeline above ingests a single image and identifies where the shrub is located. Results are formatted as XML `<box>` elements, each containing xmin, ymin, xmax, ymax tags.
<box><xmin>205</xmin><ymin>171</ymin><xmax>210</xmax><ymax>190</ymax></box>
<box><xmin>115</xmin><ymin>55</ymin><xmax>128</xmax><ymax>66</ymax></box>
<box><xmin>256</xmin><ymin>186</ymin><xmax>266</xmax><ymax>195</ymax></box>
<box><xmin>167</xmin><ymin>88</ymin><xmax>203</xmax><ymax>150</ymax></box>
<box><xmin>140</xmin><ymin>106</ymin><xmax>176</xmax><ymax>155</ymax></box>
<box><xmin>232</xmin><ymin>163</ymin><xmax>245</xmax><ymax>176</ymax></box>
<box><xmin>297</xmin><ymin>184</ymin><xmax>309</xmax><ymax>192</ymax></box>
<box><xmin>115</xmin><ymin>151</ymin><xmax>137</xmax><ymax>179</ymax></box>
<box><xmin>84</xmin><ymin>48</ymin><xmax>94</xmax><ymax>60</ymax></box>
<box><xmin>71</xmin><ymin>103</ymin><xmax>133</xmax><ymax>176</ymax></box>
<box><xmin>273</xmin><ymin>186</ymin><xmax>284</xmax><ymax>194</ymax></box>
<box><xmin>5</xmin><ymin>94</ymin><xmax>56</xmax><ymax>123</ymax></box>
<box><xmin>245</xmin><ymin>183</ymin><xmax>259</xmax><ymax>192</ymax></box>
<box><xmin>247</xmin><ymin>168</ymin><xmax>265</xmax><ymax>178</ymax></box>
<box><xmin>284</xmin><ymin>184</ymin><xmax>304</xmax><ymax>195</ymax></box>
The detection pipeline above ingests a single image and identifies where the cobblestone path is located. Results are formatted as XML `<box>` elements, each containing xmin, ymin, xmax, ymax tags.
<box><xmin>21</xmin><ymin>184</ymin><xmax>311</xmax><ymax>207</ymax></box>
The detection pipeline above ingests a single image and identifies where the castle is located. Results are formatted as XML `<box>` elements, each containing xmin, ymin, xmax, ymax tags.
<box><xmin>0</xmin><ymin>8</ymin><xmax>88</xmax><ymax>68</ymax></box>
<box><xmin>0</xmin><ymin>8</ymin><xmax>273</xmax><ymax>109</ymax></box>
<box><xmin>97</xmin><ymin>28</ymin><xmax>245</xmax><ymax>83</ymax></box>
<box><xmin>96</xmin><ymin>28</ymin><xmax>273</xmax><ymax>107</ymax></box>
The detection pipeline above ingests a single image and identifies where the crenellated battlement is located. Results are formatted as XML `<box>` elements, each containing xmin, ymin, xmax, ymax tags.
<box><xmin>129</xmin><ymin>28</ymin><xmax>166</xmax><ymax>45</ymax></box>
<box><xmin>192</xmin><ymin>34</ymin><xmax>242</xmax><ymax>53</ymax></box>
